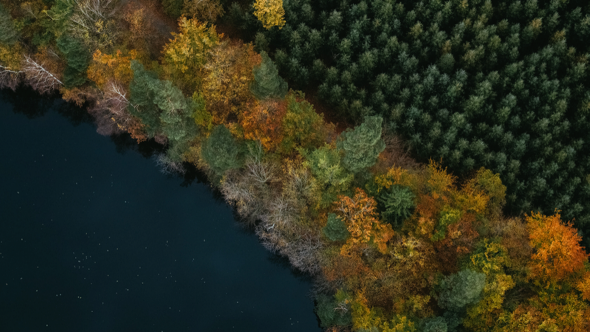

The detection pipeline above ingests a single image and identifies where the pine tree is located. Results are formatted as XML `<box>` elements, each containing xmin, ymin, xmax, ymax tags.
<box><xmin>128</xmin><ymin>60</ymin><xmax>161</xmax><ymax>138</ymax></box>
<box><xmin>250</xmin><ymin>51</ymin><xmax>288</xmax><ymax>100</ymax></box>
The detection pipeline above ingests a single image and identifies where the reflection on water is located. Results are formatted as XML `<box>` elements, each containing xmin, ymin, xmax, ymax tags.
<box><xmin>0</xmin><ymin>87</ymin><xmax>321</xmax><ymax>332</ymax></box>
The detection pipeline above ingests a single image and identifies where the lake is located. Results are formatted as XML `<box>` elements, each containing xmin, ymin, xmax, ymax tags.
<box><xmin>0</xmin><ymin>87</ymin><xmax>321</xmax><ymax>332</ymax></box>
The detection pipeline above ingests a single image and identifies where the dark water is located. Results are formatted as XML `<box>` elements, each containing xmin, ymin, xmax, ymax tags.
<box><xmin>0</xmin><ymin>88</ymin><xmax>321</xmax><ymax>332</ymax></box>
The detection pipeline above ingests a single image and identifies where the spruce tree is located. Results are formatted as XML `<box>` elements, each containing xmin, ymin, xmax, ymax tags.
<box><xmin>250</xmin><ymin>51</ymin><xmax>288</xmax><ymax>100</ymax></box>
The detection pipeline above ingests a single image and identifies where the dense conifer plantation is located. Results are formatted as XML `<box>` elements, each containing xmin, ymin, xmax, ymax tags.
<box><xmin>234</xmin><ymin>0</ymin><xmax>590</xmax><ymax>243</ymax></box>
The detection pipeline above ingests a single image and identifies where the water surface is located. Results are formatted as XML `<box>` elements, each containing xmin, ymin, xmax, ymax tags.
<box><xmin>0</xmin><ymin>88</ymin><xmax>321</xmax><ymax>332</ymax></box>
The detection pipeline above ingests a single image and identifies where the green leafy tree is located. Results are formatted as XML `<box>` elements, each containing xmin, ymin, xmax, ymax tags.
<box><xmin>323</xmin><ymin>213</ymin><xmax>349</xmax><ymax>242</ymax></box>
<box><xmin>378</xmin><ymin>185</ymin><xmax>415</xmax><ymax>226</ymax></box>
<box><xmin>250</xmin><ymin>51</ymin><xmax>287</xmax><ymax>100</ymax></box>
<box><xmin>421</xmin><ymin>317</ymin><xmax>448</xmax><ymax>332</ymax></box>
<box><xmin>337</xmin><ymin>116</ymin><xmax>385</xmax><ymax>173</ymax></box>
<box><xmin>161</xmin><ymin>0</ymin><xmax>183</xmax><ymax>18</ymax></box>
<box><xmin>304</xmin><ymin>144</ymin><xmax>352</xmax><ymax>207</ymax></box>
<box><xmin>128</xmin><ymin>60</ymin><xmax>162</xmax><ymax>138</ymax></box>
<box><xmin>315</xmin><ymin>291</ymin><xmax>352</xmax><ymax>328</ymax></box>
<box><xmin>438</xmin><ymin>269</ymin><xmax>486</xmax><ymax>312</ymax></box>
<box><xmin>281</xmin><ymin>92</ymin><xmax>326</xmax><ymax>153</ymax></box>
<box><xmin>201</xmin><ymin>124</ymin><xmax>243</xmax><ymax>175</ymax></box>
<box><xmin>44</xmin><ymin>0</ymin><xmax>75</xmax><ymax>38</ymax></box>
<box><xmin>0</xmin><ymin>3</ymin><xmax>19</xmax><ymax>45</ymax></box>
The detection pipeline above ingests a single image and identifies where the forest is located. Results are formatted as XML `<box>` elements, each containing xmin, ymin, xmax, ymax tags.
<box><xmin>1</xmin><ymin>0</ymin><xmax>589</xmax><ymax>331</ymax></box>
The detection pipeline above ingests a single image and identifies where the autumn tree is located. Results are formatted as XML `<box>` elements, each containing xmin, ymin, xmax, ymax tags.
<box><xmin>0</xmin><ymin>42</ymin><xmax>23</xmax><ymax>90</ymax></box>
<box><xmin>253</xmin><ymin>0</ymin><xmax>285</xmax><ymax>30</ymax></box>
<box><xmin>87</xmin><ymin>49</ymin><xmax>136</xmax><ymax>89</ymax></box>
<box><xmin>462</xmin><ymin>240</ymin><xmax>515</xmax><ymax>330</ymax></box>
<box><xmin>123</xmin><ymin>4</ymin><xmax>155</xmax><ymax>54</ymax></box>
<box><xmin>281</xmin><ymin>92</ymin><xmax>327</xmax><ymax>154</ymax></box>
<box><xmin>526</xmin><ymin>212</ymin><xmax>588</xmax><ymax>283</ymax></box>
<box><xmin>336</xmin><ymin>188</ymin><xmax>394</xmax><ymax>255</ymax></box>
<box><xmin>337</xmin><ymin>116</ymin><xmax>386</xmax><ymax>173</ymax></box>
<box><xmin>182</xmin><ymin>0</ymin><xmax>224</xmax><ymax>22</ymax></box>
<box><xmin>162</xmin><ymin>17</ymin><xmax>219</xmax><ymax>93</ymax></box>
<box><xmin>202</xmin><ymin>41</ymin><xmax>259</xmax><ymax>123</ymax></box>
<box><xmin>68</xmin><ymin>0</ymin><xmax>119</xmax><ymax>51</ymax></box>
<box><xmin>201</xmin><ymin>124</ymin><xmax>243</xmax><ymax>175</ymax></box>
<box><xmin>250</xmin><ymin>51</ymin><xmax>287</xmax><ymax>100</ymax></box>
<box><xmin>304</xmin><ymin>144</ymin><xmax>353</xmax><ymax>208</ymax></box>
<box><xmin>240</xmin><ymin>99</ymin><xmax>286</xmax><ymax>151</ymax></box>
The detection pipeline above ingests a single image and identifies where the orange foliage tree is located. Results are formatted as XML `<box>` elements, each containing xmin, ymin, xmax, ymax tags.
<box><xmin>240</xmin><ymin>99</ymin><xmax>286</xmax><ymax>151</ymax></box>
<box><xmin>335</xmin><ymin>188</ymin><xmax>394</xmax><ymax>256</ymax></box>
<box><xmin>526</xmin><ymin>212</ymin><xmax>588</xmax><ymax>283</ymax></box>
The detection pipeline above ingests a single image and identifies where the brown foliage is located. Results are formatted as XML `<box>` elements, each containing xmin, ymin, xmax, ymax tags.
<box><xmin>203</xmin><ymin>41</ymin><xmax>260</xmax><ymax>123</ymax></box>
<box><xmin>240</xmin><ymin>99</ymin><xmax>286</xmax><ymax>151</ymax></box>
<box><xmin>336</xmin><ymin>188</ymin><xmax>394</xmax><ymax>256</ymax></box>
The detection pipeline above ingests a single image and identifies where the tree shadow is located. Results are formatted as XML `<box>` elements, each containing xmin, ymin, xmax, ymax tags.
<box><xmin>0</xmin><ymin>86</ymin><xmax>93</xmax><ymax>126</ymax></box>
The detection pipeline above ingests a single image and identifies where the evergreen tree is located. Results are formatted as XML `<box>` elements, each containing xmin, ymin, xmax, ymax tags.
<box><xmin>128</xmin><ymin>60</ymin><xmax>162</xmax><ymax>138</ymax></box>
<box><xmin>154</xmin><ymin>80</ymin><xmax>199</xmax><ymax>161</ymax></box>
<box><xmin>378</xmin><ymin>185</ymin><xmax>415</xmax><ymax>226</ymax></box>
<box><xmin>250</xmin><ymin>51</ymin><xmax>288</xmax><ymax>100</ymax></box>
<box><xmin>201</xmin><ymin>124</ymin><xmax>243</xmax><ymax>175</ymax></box>
<box><xmin>337</xmin><ymin>116</ymin><xmax>386</xmax><ymax>173</ymax></box>
<box><xmin>56</xmin><ymin>34</ymin><xmax>89</xmax><ymax>87</ymax></box>
<box><xmin>0</xmin><ymin>4</ymin><xmax>19</xmax><ymax>45</ymax></box>
<box><xmin>323</xmin><ymin>213</ymin><xmax>349</xmax><ymax>242</ymax></box>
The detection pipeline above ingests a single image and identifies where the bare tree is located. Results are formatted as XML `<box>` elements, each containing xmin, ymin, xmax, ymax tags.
<box><xmin>266</xmin><ymin>195</ymin><xmax>297</xmax><ymax>227</ymax></box>
<box><xmin>283</xmin><ymin>232</ymin><xmax>323</xmax><ymax>275</ymax></box>
<box><xmin>220</xmin><ymin>169</ymin><xmax>267</xmax><ymax>224</ymax></box>
<box><xmin>22</xmin><ymin>55</ymin><xmax>63</xmax><ymax>94</ymax></box>
<box><xmin>154</xmin><ymin>153</ymin><xmax>186</xmax><ymax>175</ymax></box>
<box><xmin>0</xmin><ymin>64</ymin><xmax>22</xmax><ymax>91</ymax></box>
<box><xmin>69</xmin><ymin>0</ymin><xmax>119</xmax><ymax>49</ymax></box>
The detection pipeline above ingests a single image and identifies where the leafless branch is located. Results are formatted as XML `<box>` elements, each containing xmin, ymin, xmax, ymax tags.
<box><xmin>0</xmin><ymin>64</ymin><xmax>23</xmax><ymax>91</ymax></box>
<box><xmin>22</xmin><ymin>55</ymin><xmax>62</xmax><ymax>94</ymax></box>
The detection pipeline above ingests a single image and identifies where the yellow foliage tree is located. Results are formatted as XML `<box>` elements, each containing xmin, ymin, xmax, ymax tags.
<box><xmin>253</xmin><ymin>0</ymin><xmax>286</xmax><ymax>30</ymax></box>
<box><xmin>162</xmin><ymin>17</ymin><xmax>220</xmax><ymax>93</ymax></box>
<box><xmin>183</xmin><ymin>0</ymin><xmax>224</xmax><ymax>22</ymax></box>
<box><xmin>87</xmin><ymin>50</ymin><xmax>137</xmax><ymax>89</ymax></box>
<box><xmin>203</xmin><ymin>41</ymin><xmax>260</xmax><ymax>123</ymax></box>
